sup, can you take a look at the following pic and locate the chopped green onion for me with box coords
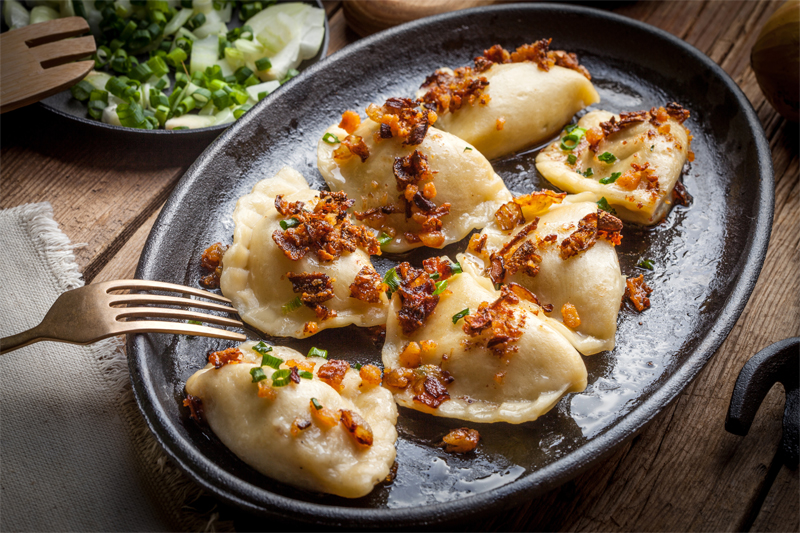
[234,66,254,83]
[88,99,107,120]
[129,62,153,82]
[638,259,655,270]
[240,1,263,20]
[383,268,400,297]
[254,56,272,71]
[280,217,300,230]
[261,353,284,370]
[433,280,448,296]
[89,90,108,104]
[354,363,362,370]
[233,104,252,119]
[192,88,212,104]
[117,102,147,128]
[308,347,328,359]
[322,133,340,144]
[166,47,187,67]
[252,341,273,356]
[154,105,169,126]
[311,397,323,410]
[147,56,169,78]
[154,78,168,91]
[377,232,391,247]
[271,368,292,387]
[598,151,617,164]
[567,154,577,165]
[69,81,95,101]
[298,370,314,380]
[211,89,230,109]
[650,145,655,151]
[450,262,463,275]
[250,367,267,383]
[565,123,579,133]
[560,127,586,151]
[282,297,302,314]
[280,69,299,84]
[186,12,206,30]
[597,197,617,214]
[582,168,594,178]
[600,172,621,185]
[429,272,440,280]
[452,308,470,324]
[464,146,472,152]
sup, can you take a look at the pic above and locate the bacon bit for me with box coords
[589,103,690,152]
[625,274,653,311]
[505,240,541,278]
[353,203,402,225]
[513,190,566,215]
[541,303,554,313]
[507,282,540,305]
[658,123,671,135]
[366,97,437,146]
[310,401,338,428]
[663,102,690,124]
[585,127,604,152]
[338,110,361,134]
[286,359,316,373]
[496,117,506,130]
[672,181,693,206]
[422,182,437,199]
[561,302,581,328]
[340,409,374,447]
[289,366,301,384]
[392,151,450,245]
[474,39,591,80]
[560,212,599,260]
[395,262,440,335]
[618,162,658,192]
[333,134,370,162]
[411,365,453,408]
[469,233,488,254]
[287,272,337,320]
[418,67,490,114]
[399,342,422,368]
[208,347,243,369]
[422,257,457,280]
[183,394,204,422]
[489,219,540,284]
[442,428,480,453]
[494,200,525,231]
[349,266,385,303]
[384,367,415,389]
[394,150,432,192]
[687,150,695,162]
[199,242,229,289]
[463,286,525,356]
[599,110,648,138]
[303,322,318,335]
[317,359,349,392]
[290,416,312,436]
[616,169,641,190]
[359,364,382,386]
[273,190,381,262]
[420,340,438,356]
[257,381,277,399]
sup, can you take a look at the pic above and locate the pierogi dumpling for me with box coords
[417,40,600,160]
[381,258,587,424]
[220,167,388,338]
[185,342,398,498]
[535,104,692,225]
[316,98,512,253]
[470,193,627,355]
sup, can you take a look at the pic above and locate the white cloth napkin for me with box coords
[0,203,230,532]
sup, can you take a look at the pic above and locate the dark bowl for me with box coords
[130,3,773,528]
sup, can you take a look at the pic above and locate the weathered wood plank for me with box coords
[751,463,800,532]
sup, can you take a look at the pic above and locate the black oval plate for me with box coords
[130,3,773,528]
[36,0,328,143]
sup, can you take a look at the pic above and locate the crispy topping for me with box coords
[183,394,204,422]
[560,210,623,260]
[286,359,316,373]
[616,162,658,191]
[589,103,690,152]
[317,359,349,392]
[257,381,277,399]
[338,110,361,134]
[513,190,566,214]
[672,181,693,206]
[199,242,229,289]
[626,274,653,311]
[289,366,301,384]
[349,266,385,303]
[561,302,581,328]
[353,203,402,224]
[384,367,415,389]
[496,117,506,130]
[333,134,370,162]
[411,365,453,408]
[422,257,458,280]
[494,200,525,231]
[290,416,312,437]
[309,400,338,428]
[418,67,490,114]
[505,240,542,278]
[441,428,480,453]
[399,342,422,368]
[463,285,526,357]
[303,321,318,335]
[359,364,382,386]
[599,110,649,138]
[395,262,440,335]
[474,39,591,79]
[208,347,243,369]
[391,151,450,246]
[469,233,488,254]
[287,272,337,321]
[488,219,540,285]
[365,97,437,146]
[272,190,380,262]
[339,409,374,447]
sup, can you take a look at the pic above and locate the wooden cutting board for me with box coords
[343,0,502,37]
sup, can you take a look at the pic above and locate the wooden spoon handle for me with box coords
[343,0,501,37]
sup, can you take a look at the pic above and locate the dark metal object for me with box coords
[129,3,774,528]
[726,338,799,468]
[35,0,328,142]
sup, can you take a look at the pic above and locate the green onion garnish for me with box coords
[282,297,303,314]
[298,370,314,380]
[257,91,268,101]
[377,232,392,247]
[308,347,328,359]
[250,367,267,383]
[261,353,284,370]
[354,363,362,370]
[433,280,448,296]
[429,272,440,280]
[638,259,655,270]
[252,341,273,356]
[69,81,94,102]
[450,262,463,275]
[565,123,579,133]
[383,268,401,297]
[598,152,617,163]
[255,57,272,71]
[597,197,617,214]
[583,168,594,177]
[311,397,323,410]
[452,308,470,324]
[600,172,621,185]
[650,145,655,151]
[567,154,577,165]
[280,69,299,84]
[464,147,473,151]
[322,133,341,144]
[280,217,300,230]
[271,369,292,387]
[560,127,586,151]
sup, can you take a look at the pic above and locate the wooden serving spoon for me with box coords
[0,16,96,114]
[343,0,502,37]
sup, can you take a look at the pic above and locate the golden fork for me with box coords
[0,16,96,114]
[0,280,247,355]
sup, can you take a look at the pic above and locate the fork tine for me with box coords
[115,321,247,342]
[14,17,91,47]
[115,307,243,328]
[109,293,239,314]
[31,36,96,69]
[101,279,233,304]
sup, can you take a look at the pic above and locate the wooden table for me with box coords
[1,1,797,530]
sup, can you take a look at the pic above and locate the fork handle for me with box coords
[0,324,46,355]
